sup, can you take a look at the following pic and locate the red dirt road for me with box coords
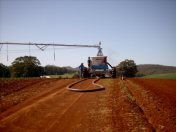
[0,78,175,132]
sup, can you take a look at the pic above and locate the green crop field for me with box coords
[48,74,74,78]
[140,73,176,79]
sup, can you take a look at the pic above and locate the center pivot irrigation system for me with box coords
[0,42,116,78]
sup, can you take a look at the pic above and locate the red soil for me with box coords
[125,78,176,132]
[0,78,175,131]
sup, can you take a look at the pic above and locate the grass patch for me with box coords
[48,74,74,78]
[119,79,136,103]
[140,73,176,79]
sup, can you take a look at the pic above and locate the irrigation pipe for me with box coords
[66,78,105,92]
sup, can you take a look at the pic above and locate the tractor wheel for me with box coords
[87,68,91,78]
[102,74,105,78]
[83,67,88,78]
[111,67,116,78]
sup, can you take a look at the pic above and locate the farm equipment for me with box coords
[0,42,116,78]
[83,46,116,78]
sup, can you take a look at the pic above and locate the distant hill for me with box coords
[136,64,176,77]
[64,66,79,71]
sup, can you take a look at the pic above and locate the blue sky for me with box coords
[0,0,176,67]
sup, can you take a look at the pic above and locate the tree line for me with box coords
[2,55,173,78]
[43,65,76,75]
[1,56,139,78]
[0,56,76,78]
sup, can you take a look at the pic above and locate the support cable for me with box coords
[0,44,3,51]
[7,44,8,62]
[53,44,55,61]
[35,44,43,51]
[29,42,31,56]
[35,44,50,51]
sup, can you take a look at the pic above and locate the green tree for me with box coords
[43,65,70,75]
[11,56,42,77]
[117,59,138,77]
[0,63,10,78]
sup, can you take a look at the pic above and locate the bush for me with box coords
[117,59,138,77]
[0,63,10,78]
[72,74,80,78]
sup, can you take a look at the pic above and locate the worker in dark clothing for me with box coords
[79,63,84,78]
[88,57,91,69]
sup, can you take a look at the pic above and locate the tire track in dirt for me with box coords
[0,79,59,113]
[46,79,101,132]
[84,78,155,131]
[0,79,79,131]
[0,79,79,120]
[0,79,100,132]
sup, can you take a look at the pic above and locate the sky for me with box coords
[0,0,176,68]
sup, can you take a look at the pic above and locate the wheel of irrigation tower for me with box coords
[83,67,88,78]
[111,67,116,78]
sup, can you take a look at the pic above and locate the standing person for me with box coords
[88,57,91,69]
[79,63,84,78]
